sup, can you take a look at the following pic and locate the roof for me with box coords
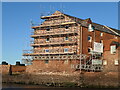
[62,12,120,36]
[104,39,119,51]
[110,41,119,46]
[40,11,120,36]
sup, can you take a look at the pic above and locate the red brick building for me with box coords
[23,11,120,73]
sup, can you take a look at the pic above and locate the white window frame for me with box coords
[45,49,49,53]
[65,36,69,41]
[88,24,94,32]
[46,38,50,42]
[88,36,92,42]
[114,59,119,65]
[64,60,68,64]
[65,26,69,30]
[103,60,107,65]
[100,33,103,36]
[64,48,69,53]
[46,27,50,31]
[88,47,92,53]
[100,40,103,43]
[110,45,116,54]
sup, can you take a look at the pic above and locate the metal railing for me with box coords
[75,64,103,71]
[23,47,77,54]
[31,29,78,36]
[22,54,87,60]
[42,20,75,26]
[31,38,77,45]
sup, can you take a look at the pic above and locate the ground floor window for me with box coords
[45,60,49,64]
[64,60,68,64]
[114,60,119,65]
[110,45,116,54]
[103,60,107,65]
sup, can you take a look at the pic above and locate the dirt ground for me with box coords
[2,71,119,88]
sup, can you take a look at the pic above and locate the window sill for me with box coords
[111,53,116,55]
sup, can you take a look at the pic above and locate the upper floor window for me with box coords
[65,26,69,29]
[46,27,50,31]
[64,48,68,53]
[46,38,50,42]
[88,24,94,32]
[88,48,92,53]
[45,49,49,53]
[88,36,92,42]
[100,40,103,43]
[65,36,69,41]
[110,45,116,54]
[100,33,103,36]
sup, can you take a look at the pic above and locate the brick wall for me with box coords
[82,26,116,55]
[26,11,120,74]
[0,65,10,74]
[103,50,119,72]
[0,65,26,74]
[11,65,26,72]
[26,60,80,74]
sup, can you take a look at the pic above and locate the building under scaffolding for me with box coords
[22,11,120,73]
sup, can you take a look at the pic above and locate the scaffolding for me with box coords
[74,52,103,71]
[22,11,103,71]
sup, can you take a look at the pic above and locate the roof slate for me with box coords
[63,12,120,36]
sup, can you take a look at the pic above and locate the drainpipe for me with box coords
[9,64,12,75]
[80,26,82,73]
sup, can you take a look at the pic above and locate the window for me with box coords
[110,45,116,54]
[88,48,92,53]
[100,33,103,36]
[100,40,103,43]
[46,38,50,42]
[65,26,69,29]
[64,48,68,52]
[65,36,68,41]
[46,27,50,31]
[45,49,49,53]
[88,24,94,32]
[45,60,49,64]
[103,60,107,65]
[71,64,74,69]
[64,60,68,64]
[88,48,91,52]
[115,36,117,39]
[88,36,92,42]
[114,60,119,65]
